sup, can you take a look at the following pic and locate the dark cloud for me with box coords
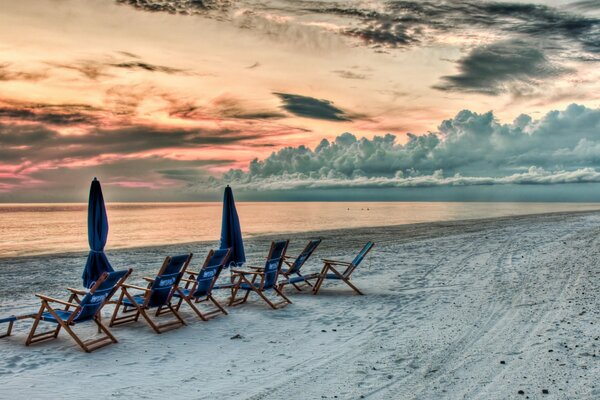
[109,61,184,74]
[46,61,110,80]
[312,1,600,54]
[0,120,261,165]
[48,57,186,80]
[332,70,367,80]
[219,104,600,189]
[0,104,99,126]
[167,95,286,120]
[273,92,351,121]
[434,40,571,95]
[115,1,600,56]
[0,63,46,82]
[569,1,600,11]
[116,51,142,59]
[116,0,232,14]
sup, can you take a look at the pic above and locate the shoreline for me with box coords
[2,208,600,262]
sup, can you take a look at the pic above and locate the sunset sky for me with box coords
[1,0,599,201]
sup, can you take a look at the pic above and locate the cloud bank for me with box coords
[217,103,600,190]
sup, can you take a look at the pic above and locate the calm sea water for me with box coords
[0,202,599,258]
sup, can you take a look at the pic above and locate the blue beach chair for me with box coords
[173,248,231,320]
[229,240,291,309]
[109,254,192,333]
[25,269,132,352]
[313,242,375,295]
[278,239,322,292]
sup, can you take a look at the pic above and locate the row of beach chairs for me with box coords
[1,240,375,352]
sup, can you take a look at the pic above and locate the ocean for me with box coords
[1,202,599,258]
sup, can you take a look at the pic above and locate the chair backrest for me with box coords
[262,240,289,289]
[73,269,132,322]
[344,242,375,276]
[146,254,192,308]
[287,239,322,274]
[192,248,231,298]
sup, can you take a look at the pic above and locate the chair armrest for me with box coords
[180,278,197,284]
[321,259,352,266]
[67,287,88,295]
[231,269,264,276]
[35,294,79,308]
[248,266,264,271]
[122,283,151,291]
[143,277,155,283]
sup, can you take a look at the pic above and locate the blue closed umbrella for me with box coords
[220,185,245,267]
[82,178,114,288]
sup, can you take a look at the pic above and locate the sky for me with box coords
[0,0,599,202]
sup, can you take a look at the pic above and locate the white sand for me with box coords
[0,211,599,399]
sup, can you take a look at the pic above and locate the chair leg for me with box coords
[182,296,209,321]
[26,304,50,346]
[1,321,14,338]
[254,289,279,310]
[228,286,240,306]
[60,322,89,352]
[343,278,364,295]
[274,287,293,305]
[110,290,142,326]
[209,295,228,315]
[291,282,303,292]
[168,304,187,326]
[313,276,324,295]
[94,317,118,343]
[138,309,162,334]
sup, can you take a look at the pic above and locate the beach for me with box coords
[1,210,599,399]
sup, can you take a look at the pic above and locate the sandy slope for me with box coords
[0,211,599,399]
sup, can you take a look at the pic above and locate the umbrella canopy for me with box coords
[82,178,114,288]
[219,185,245,267]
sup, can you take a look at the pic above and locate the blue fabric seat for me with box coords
[121,294,146,307]
[325,273,345,280]
[287,274,319,284]
[40,310,74,323]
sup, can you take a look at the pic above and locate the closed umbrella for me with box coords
[219,185,245,267]
[82,177,114,288]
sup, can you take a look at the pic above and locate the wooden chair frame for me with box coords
[25,269,132,353]
[109,254,192,334]
[278,239,322,292]
[0,318,15,339]
[229,240,292,309]
[313,242,375,295]
[173,248,231,321]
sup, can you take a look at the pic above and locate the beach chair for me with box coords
[109,254,192,333]
[25,269,132,352]
[172,248,231,320]
[313,242,375,295]
[278,239,322,292]
[229,240,291,309]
